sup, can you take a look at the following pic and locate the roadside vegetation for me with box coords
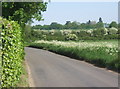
[16,61,29,87]
[1,17,24,87]
[29,40,119,72]
[1,1,119,88]
[27,20,119,72]
[1,2,47,88]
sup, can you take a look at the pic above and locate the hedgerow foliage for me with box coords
[65,34,78,41]
[1,17,24,87]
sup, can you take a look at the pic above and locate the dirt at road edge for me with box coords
[25,60,35,87]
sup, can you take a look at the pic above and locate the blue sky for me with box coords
[32,2,118,26]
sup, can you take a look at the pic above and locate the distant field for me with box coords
[29,40,119,71]
[31,28,118,41]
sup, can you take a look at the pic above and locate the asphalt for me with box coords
[25,47,118,87]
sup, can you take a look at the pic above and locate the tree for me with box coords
[87,20,91,24]
[42,25,50,30]
[109,21,118,28]
[80,23,86,29]
[70,21,79,29]
[96,22,104,28]
[2,2,47,25]
[32,25,43,29]
[96,17,104,28]
[2,2,48,42]
[24,24,33,42]
[99,17,103,23]
[65,21,71,25]
[64,21,72,29]
[50,22,63,29]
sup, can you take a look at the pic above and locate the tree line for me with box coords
[32,17,118,30]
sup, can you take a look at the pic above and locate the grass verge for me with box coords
[29,42,119,73]
[16,60,29,87]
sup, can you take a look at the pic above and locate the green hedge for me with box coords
[1,17,24,87]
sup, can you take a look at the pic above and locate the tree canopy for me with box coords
[109,21,118,28]
[2,2,47,24]
[32,17,109,30]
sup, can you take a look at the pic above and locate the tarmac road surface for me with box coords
[25,47,118,87]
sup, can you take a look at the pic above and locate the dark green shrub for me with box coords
[1,17,24,87]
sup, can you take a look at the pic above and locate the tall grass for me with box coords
[29,40,119,72]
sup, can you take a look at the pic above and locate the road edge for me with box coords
[25,59,35,87]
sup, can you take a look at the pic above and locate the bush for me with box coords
[79,30,88,37]
[108,27,118,34]
[49,30,55,35]
[42,35,47,40]
[65,34,78,41]
[86,29,93,36]
[61,30,72,35]
[1,17,24,87]
[93,28,108,36]
[30,28,118,41]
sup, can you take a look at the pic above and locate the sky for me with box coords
[32,1,118,26]
[44,0,119,2]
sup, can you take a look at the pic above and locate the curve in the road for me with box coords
[25,47,118,87]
